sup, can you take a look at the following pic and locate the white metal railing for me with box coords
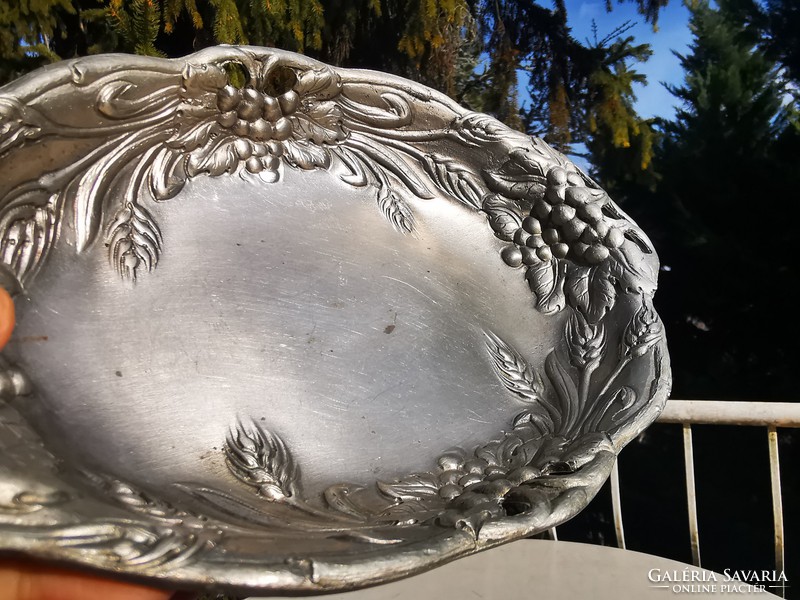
[603,400,800,598]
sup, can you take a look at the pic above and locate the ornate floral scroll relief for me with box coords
[0,47,669,586]
[199,293,665,539]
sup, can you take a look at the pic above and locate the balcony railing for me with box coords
[592,400,800,598]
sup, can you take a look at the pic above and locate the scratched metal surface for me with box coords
[0,47,670,594]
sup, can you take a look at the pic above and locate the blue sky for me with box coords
[563,0,693,120]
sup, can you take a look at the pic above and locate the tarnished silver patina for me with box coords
[0,47,670,594]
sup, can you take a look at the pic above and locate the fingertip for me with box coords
[0,561,173,600]
[0,286,14,350]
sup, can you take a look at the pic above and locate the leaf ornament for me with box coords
[225,419,299,502]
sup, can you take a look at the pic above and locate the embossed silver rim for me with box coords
[0,47,670,593]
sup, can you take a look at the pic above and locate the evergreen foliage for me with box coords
[576,27,657,185]
[0,0,79,81]
[481,1,656,168]
[615,0,799,399]
[723,0,800,91]
[0,0,661,167]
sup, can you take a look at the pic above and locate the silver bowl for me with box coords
[0,46,670,594]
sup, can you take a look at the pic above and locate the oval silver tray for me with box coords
[0,47,670,594]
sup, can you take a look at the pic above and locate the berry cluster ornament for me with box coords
[214,84,298,174]
[501,166,625,269]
